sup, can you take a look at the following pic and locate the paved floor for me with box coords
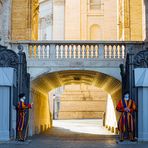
[0,119,148,148]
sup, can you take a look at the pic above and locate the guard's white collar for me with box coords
[20,98,24,102]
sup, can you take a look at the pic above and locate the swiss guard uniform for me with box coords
[17,93,32,141]
[116,92,137,141]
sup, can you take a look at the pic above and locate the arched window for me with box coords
[90,24,102,40]
[90,0,101,9]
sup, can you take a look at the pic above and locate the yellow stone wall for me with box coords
[11,0,39,40]
[65,0,117,40]
[65,0,81,40]
[11,0,144,41]
[30,89,51,134]
[118,0,143,41]
[58,85,107,119]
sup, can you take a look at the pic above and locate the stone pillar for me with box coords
[0,0,12,46]
[134,68,148,141]
[143,0,148,41]
[53,0,65,40]
[118,0,143,41]
[11,0,39,40]
[0,68,16,141]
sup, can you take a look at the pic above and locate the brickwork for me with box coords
[58,85,107,119]
[118,0,143,41]
[11,0,39,40]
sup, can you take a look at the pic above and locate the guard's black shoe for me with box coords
[119,139,124,142]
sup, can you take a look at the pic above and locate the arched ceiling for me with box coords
[31,70,121,98]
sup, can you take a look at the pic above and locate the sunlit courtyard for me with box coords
[53,119,115,135]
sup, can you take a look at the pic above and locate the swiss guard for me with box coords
[116,92,137,142]
[17,93,33,141]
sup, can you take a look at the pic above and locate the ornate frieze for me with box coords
[0,46,18,69]
[134,50,148,68]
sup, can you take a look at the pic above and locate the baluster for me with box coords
[83,45,86,58]
[73,45,76,58]
[108,45,111,58]
[106,45,110,58]
[122,45,125,59]
[57,45,60,59]
[46,45,50,59]
[77,45,80,59]
[62,45,65,58]
[60,45,62,59]
[88,45,91,59]
[36,45,39,58]
[82,45,85,58]
[115,45,119,59]
[80,45,83,59]
[37,45,40,59]
[33,45,35,58]
[113,45,116,59]
[69,45,72,58]
[117,45,121,58]
[39,45,42,59]
[60,45,63,59]
[91,45,93,58]
[119,45,122,58]
[71,44,74,58]
[42,45,45,59]
[56,45,59,59]
[95,45,98,58]
[44,45,48,59]
[86,45,89,58]
[75,45,78,58]
[93,45,96,58]
[65,45,68,58]
[66,45,69,58]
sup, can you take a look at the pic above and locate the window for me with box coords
[90,0,101,10]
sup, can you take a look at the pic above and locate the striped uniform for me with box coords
[17,101,31,131]
[116,99,137,133]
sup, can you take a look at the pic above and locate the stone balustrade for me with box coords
[10,40,145,81]
[11,40,143,61]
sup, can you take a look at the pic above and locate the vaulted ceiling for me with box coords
[31,70,121,99]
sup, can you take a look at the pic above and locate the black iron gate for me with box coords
[120,43,148,138]
[0,44,30,139]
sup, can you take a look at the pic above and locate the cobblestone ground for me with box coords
[0,119,148,148]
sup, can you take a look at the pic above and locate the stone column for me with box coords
[53,0,65,40]
[143,0,148,41]
[0,0,12,46]
[134,68,148,141]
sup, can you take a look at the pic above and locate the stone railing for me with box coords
[11,40,144,60]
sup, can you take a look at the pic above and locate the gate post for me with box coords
[134,68,148,141]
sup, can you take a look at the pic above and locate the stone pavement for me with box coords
[0,119,148,148]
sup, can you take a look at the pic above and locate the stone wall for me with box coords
[11,0,39,40]
[58,85,107,119]
[118,0,143,41]
[0,0,12,45]
[29,89,51,135]
[64,0,117,40]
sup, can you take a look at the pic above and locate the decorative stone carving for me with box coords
[0,45,18,69]
[134,50,148,68]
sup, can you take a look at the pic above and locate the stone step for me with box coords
[58,111,104,119]
[60,96,107,101]
[59,101,106,112]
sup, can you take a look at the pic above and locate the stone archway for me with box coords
[29,70,121,136]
